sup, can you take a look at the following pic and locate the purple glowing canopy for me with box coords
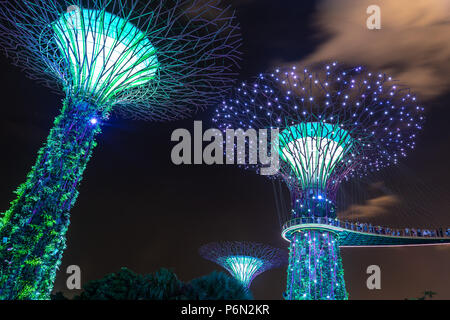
[213,63,425,200]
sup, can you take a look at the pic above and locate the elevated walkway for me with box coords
[281,217,450,247]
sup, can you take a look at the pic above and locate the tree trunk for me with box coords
[0,97,106,300]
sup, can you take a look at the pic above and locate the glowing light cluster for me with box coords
[214,63,425,202]
[199,241,288,289]
[279,122,353,190]
[0,0,241,119]
[285,230,347,300]
[225,256,264,288]
[53,8,159,103]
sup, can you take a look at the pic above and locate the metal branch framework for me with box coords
[214,63,425,300]
[0,0,242,120]
[0,0,241,300]
[199,241,288,288]
[214,63,424,217]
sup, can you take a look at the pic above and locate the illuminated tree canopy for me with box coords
[279,122,353,191]
[51,8,160,104]
[199,241,288,289]
[214,63,424,215]
[0,0,242,120]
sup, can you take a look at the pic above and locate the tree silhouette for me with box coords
[52,268,252,300]
[189,271,253,300]
[405,290,437,300]
[75,268,154,300]
[421,291,437,300]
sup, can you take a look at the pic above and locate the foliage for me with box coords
[405,290,437,300]
[75,268,153,300]
[50,291,69,300]
[54,268,252,300]
[0,99,104,300]
[188,271,253,300]
[285,230,348,300]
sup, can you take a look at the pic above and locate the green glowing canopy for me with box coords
[225,255,264,288]
[279,122,353,189]
[52,8,159,104]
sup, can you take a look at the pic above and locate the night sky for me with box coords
[1,0,450,300]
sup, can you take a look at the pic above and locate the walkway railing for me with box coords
[282,217,450,238]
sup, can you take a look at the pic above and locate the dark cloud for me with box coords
[339,195,401,220]
[297,0,450,100]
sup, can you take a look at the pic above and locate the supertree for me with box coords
[0,0,241,299]
[213,63,427,300]
[199,241,288,289]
